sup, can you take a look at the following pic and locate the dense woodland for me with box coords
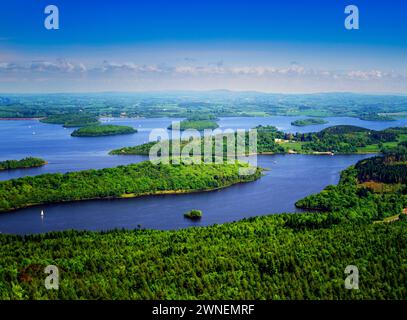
[0,157,46,171]
[71,125,137,137]
[0,161,260,212]
[355,147,407,184]
[0,213,405,300]
[296,145,407,222]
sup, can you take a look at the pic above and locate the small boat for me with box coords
[40,210,44,217]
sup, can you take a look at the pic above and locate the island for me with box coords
[168,119,219,131]
[110,125,407,156]
[291,118,328,127]
[184,209,202,220]
[0,157,46,171]
[71,125,137,137]
[1,148,406,300]
[41,114,100,127]
[0,161,261,212]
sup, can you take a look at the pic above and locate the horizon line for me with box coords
[1,90,407,96]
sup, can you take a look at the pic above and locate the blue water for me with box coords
[0,115,404,234]
[0,154,370,235]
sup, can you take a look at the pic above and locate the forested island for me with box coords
[184,209,202,220]
[71,125,137,137]
[110,125,407,156]
[0,157,46,171]
[291,118,328,126]
[168,119,219,131]
[0,148,406,299]
[40,114,100,127]
[0,161,261,213]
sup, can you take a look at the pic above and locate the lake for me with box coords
[0,115,405,234]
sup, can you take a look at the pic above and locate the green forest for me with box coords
[0,213,405,300]
[0,157,46,171]
[71,125,137,137]
[296,145,407,222]
[0,161,261,212]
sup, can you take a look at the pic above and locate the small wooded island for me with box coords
[184,209,203,220]
[41,114,100,127]
[0,157,46,171]
[0,161,261,212]
[71,125,137,137]
[168,120,219,131]
[291,118,328,127]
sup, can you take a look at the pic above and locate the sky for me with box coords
[0,0,406,93]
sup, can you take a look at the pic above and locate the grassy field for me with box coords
[356,134,407,153]
[279,141,304,153]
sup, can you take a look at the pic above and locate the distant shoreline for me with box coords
[0,118,42,121]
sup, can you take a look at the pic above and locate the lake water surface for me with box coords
[0,116,405,234]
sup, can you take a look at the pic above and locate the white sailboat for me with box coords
[40,210,44,217]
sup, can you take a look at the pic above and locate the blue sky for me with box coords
[1,0,406,93]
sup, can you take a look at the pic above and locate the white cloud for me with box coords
[1,58,404,81]
[0,58,406,93]
[345,70,400,80]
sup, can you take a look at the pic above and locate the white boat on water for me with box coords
[40,210,44,217]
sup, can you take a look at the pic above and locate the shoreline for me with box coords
[110,150,379,156]
[0,117,43,121]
